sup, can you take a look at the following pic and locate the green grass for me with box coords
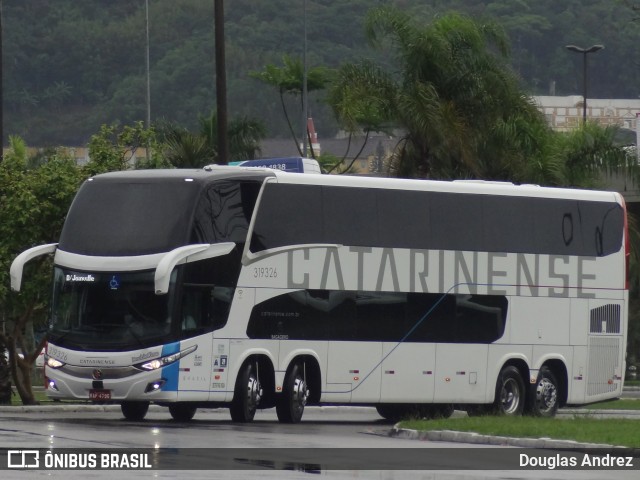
[401,416,640,448]
[577,399,640,410]
[7,389,86,405]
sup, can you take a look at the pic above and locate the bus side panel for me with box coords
[568,345,588,403]
[277,340,327,392]
[432,344,488,403]
[213,288,260,402]
[380,343,435,403]
[174,335,214,401]
[583,298,625,402]
[208,338,230,402]
[569,298,590,349]
[509,297,571,345]
[325,342,382,403]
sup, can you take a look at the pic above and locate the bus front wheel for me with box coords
[528,367,559,417]
[493,366,525,415]
[230,362,262,422]
[169,403,197,422]
[121,401,149,421]
[276,362,308,423]
[376,405,404,422]
[429,403,454,419]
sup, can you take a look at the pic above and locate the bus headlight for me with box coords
[46,356,65,369]
[136,345,197,371]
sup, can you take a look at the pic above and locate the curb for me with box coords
[388,425,629,450]
[0,404,165,414]
[562,408,640,416]
[0,404,376,414]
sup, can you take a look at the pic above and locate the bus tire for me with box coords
[465,404,490,417]
[493,366,525,415]
[528,366,559,417]
[376,405,403,422]
[430,403,454,419]
[121,401,149,421]
[169,403,197,422]
[276,362,308,423]
[230,362,261,423]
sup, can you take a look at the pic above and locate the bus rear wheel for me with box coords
[276,362,308,423]
[230,362,262,422]
[376,405,404,422]
[429,403,454,419]
[121,401,149,421]
[169,403,197,422]
[493,366,525,415]
[528,367,559,417]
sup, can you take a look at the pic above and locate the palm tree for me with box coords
[251,55,331,157]
[160,126,213,169]
[328,6,549,180]
[158,113,266,168]
[200,112,266,162]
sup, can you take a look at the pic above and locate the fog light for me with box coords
[47,379,59,391]
[145,379,166,393]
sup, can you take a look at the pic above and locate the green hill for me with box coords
[2,0,639,145]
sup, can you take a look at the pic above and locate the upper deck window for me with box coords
[59,177,263,257]
[59,179,200,256]
[250,183,624,257]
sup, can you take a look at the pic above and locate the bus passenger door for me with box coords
[178,284,234,401]
[174,335,213,401]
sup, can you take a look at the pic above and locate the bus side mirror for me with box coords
[154,242,235,295]
[10,243,58,292]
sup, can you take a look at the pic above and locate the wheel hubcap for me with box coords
[247,376,261,409]
[292,376,308,411]
[500,378,520,414]
[536,378,557,411]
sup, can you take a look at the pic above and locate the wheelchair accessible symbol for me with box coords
[109,275,120,290]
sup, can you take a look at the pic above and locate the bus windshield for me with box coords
[49,267,175,351]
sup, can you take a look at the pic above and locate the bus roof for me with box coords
[88,167,621,204]
[229,157,321,174]
[88,167,275,184]
[269,170,621,203]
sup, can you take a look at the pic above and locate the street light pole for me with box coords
[301,0,308,157]
[214,0,228,165]
[145,0,151,130]
[144,0,151,162]
[565,44,604,123]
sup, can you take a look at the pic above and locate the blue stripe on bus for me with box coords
[161,342,180,392]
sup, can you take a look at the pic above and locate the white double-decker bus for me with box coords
[11,166,629,423]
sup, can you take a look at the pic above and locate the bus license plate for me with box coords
[89,389,111,401]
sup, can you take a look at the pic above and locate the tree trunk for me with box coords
[13,352,38,405]
[0,303,44,405]
[0,336,12,404]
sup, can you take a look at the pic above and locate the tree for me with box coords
[200,111,266,162]
[158,112,266,167]
[85,121,163,175]
[251,55,331,157]
[0,137,83,404]
[328,6,550,180]
[159,126,213,168]
[325,61,395,173]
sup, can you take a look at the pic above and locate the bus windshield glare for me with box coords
[50,267,175,350]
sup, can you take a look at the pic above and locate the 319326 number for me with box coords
[254,267,277,278]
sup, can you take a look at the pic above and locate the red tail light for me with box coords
[621,195,630,290]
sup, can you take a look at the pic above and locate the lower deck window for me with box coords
[247,290,507,343]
